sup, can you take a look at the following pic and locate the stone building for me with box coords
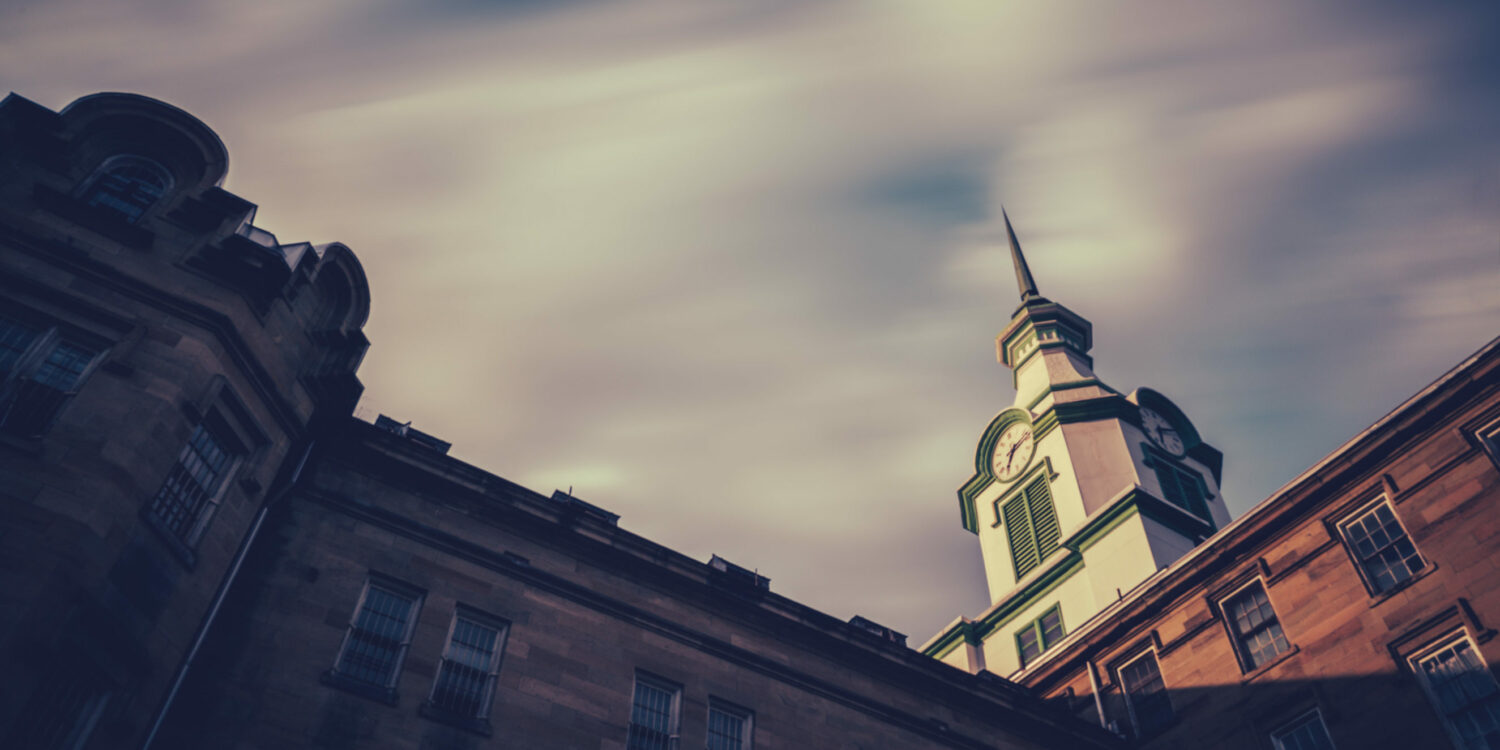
[0,90,1496,750]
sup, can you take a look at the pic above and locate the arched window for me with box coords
[80,155,174,223]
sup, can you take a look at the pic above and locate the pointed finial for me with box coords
[1003,208,1039,301]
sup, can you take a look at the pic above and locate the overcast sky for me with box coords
[5,0,1497,641]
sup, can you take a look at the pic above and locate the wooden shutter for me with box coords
[1003,492,1038,579]
[1027,478,1061,562]
[1005,476,1059,580]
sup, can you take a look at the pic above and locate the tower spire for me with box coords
[1003,208,1039,301]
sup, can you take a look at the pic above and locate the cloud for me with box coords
[4,0,1497,639]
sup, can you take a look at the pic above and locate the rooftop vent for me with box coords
[708,555,770,592]
[548,490,621,526]
[847,615,908,647]
[373,414,452,454]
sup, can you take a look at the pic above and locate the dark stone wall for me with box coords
[162,422,1120,750]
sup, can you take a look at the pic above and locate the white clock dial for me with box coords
[992,422,1036,482]
[1140,407,1186,456]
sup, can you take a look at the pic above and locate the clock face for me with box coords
[1140,407,1186,456]
[992,422,1036,482]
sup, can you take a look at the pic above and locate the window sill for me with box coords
[320,671,399,706]
[1367,563,1438,608]
[139,509,198,570]
[1240,645,1300,684]
[418,702,493,736]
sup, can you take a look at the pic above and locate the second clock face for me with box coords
[1140,407,1186,456]
[992,422,1036,482]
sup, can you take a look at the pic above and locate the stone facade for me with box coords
[0,92,368,749]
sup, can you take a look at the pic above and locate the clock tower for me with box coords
[922,213,1231,676]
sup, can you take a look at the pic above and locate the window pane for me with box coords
[707,705,749,750]
[83,156,173,223]
[1343,504,1422,593]
[1039,609,1065,648]
[1272,712,1336,750]
[1017,626,1042,667]
[430,616,502,718]
[1420,641,1500,749]
[0,317,38,375]
[148,423,236,543]
[627,679,678,750]
[337,585,417,688]
[1121,653,1173,737]
[1225,584,1290,670]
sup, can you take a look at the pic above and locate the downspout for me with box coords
[139,439,316,750]
[1086,658,1109,729]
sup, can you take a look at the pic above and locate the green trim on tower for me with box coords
[931,486,1218,656]
[957,407,1034,533]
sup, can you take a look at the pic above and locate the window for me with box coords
[331,579,423,693]
[1016,605,1065,668]
[1001,475,1061,581]
[9,664,112,750]
[1222,581,1291,670]
[1413,637,1500,749]
[80,154,173,223]
[1153,461,1210,519]
[428,609,506,720]
[0,316,101,438]
[626,674,680,750]
[706,700,753,750]
[1272,709,1337,750]
[1339,500,1424,594]
[1119,651,1173,738]
[146,419,242,547]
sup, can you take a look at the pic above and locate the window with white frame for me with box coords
[332,579,423,691]
[1119,650,1174,738]
[1221,581,1291,671]
[625,674,680,750]
[1339,500,1424,594]
[79,154,174,223]
[706,699,753,750]
[0,315,102,438]
[428,609,507,719]
[1272,709,1337,750]
[146,418,243,547]
[1413,636,1500,750]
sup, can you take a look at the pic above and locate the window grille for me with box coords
[1016,605,1065,668]
[81,154,173,223]
[334,581,422,689]
[1340,502,1424,594]
[147,422,238,546]
[1153,462,1209,519]
[0,317,100,438]
[1120,651,1173,738]
[1223,582,1290,670]
[706,701,752,750]
[1001,475,1060,581]
[626,675,680,750]
[1415,639,1500,750]
[428,611,505,719]
[1271,709,1337,750]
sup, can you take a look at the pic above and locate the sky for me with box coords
[4,0,1497,641]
